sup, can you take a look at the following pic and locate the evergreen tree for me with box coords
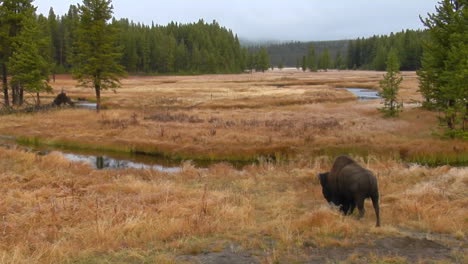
[335,51,345,70]
[379,49,403,117]
[8,15,52,106]
[47,7,59,80]
[246,51,255,73]
[318,48,331,71]
[60,5,80,71]
[346,40,355,69]
[72,0,126,112]
[301,56,307,72]
[0,0,36,106]
[418,0,467,132]
[255,47,270,72]
[372,44,387,71]
[307,44,317,71]
[278,61,284,70]
[0,2,8,106]
[175,39,188,72]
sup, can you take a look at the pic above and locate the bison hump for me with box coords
[330,155,356,177]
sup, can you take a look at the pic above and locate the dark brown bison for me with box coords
[318,155,380,227]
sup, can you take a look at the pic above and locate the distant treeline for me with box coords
[13,4,427,75]
[251,30,426,71]
[248,40,348,68]
[346,30,426,71]
[47,6,246,74]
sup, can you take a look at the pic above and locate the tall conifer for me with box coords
[72,0,126,112]
[307,44,317,71]
[418,0,467,132]
[379,49,403,117]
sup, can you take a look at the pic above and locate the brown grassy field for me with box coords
[1,70,466,164]
[0,70,467,263]
[0,148,466,263]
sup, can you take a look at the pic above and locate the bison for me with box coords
[318,155,380,227]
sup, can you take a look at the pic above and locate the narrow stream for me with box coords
[75,102,97,110]
[1,137,252,173]
[59,152,182,172]
[0,140,185,172]
[340,88,381,101]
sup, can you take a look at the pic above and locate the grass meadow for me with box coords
[0,70,466,263]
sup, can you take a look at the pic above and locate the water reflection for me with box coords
[341,88,381,101]
[75,102,97,110]
[60,152,182,173]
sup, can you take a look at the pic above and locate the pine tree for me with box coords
[256,47,270,72]
[318,48,331,71]
[175,40,188,72]
[48,7,59,81]
[0,2,8,106]
[278,61,284,70]
[346,40,355,69]
[307,44,317,71]
[301,56,307,72]
[335,51,345,70]
[8,15,52,106]
[0,0,36,106]
[372,44,388,71]
[379,49,403,117]
[246,51,255,73]
[418,0,467,132]
[72,0,126,112]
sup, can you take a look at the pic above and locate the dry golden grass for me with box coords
[0,70,466,163]
[0,70,467,263]
[0,148,466,263]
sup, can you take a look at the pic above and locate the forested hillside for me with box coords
[46,7,246,74]
[248,40,348,68]
[252,30,426,71]
[346,30,426,71]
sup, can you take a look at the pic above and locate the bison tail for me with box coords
[371,192,380,227]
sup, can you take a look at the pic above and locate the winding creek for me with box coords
[0,135,190,172]
[3,90,464,171]
[0,135,255,172]
[60,152,182,172]
[340,88,382,101]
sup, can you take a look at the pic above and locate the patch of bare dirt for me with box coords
[177,244,260,264]
[303,236,464,263]
[176,236,465,264]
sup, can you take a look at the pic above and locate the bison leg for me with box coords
[340,203,350,215]
[356,196,366,219]
[348,201,356,215]
[371,193,381,227]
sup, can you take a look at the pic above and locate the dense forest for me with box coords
[346,30,426,71]
[45,5,428,74]
[248,40,348,68]
[252,30,426,71]
[47,7,246,75]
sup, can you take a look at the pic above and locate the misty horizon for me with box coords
[34,0,438,42]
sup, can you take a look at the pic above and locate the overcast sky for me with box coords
[34,0,439,42]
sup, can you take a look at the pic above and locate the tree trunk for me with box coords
[464,103,468,131]
[11,82,18,105]
[447,99,456,130]
[19,86,24,106]
[95,84,101,113]
[36,92,40,106]
[1,63,9,107]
